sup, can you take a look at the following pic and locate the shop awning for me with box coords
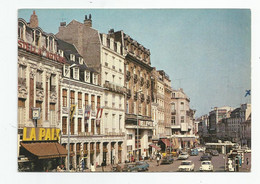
[21,142,68,159]
[149,144,161,151]
[161,139,172,147]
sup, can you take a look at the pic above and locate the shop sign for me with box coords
[18,40,65,64]
[22,127,60,141]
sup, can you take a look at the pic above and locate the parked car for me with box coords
[161,156,174,164]
[134,161,149,172]
[211,150,219,156]
[199,161,214,172]
[122,164,138,172]
[190,148,199,156]
[200,153,212,161]
[178,161,195,172]
[178,152,189,160]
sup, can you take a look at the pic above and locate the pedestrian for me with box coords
[246,158,249,165]
[156,156,160,166]
[90,163,95,172]
[101,160,105,172]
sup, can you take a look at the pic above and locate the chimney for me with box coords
[84,14,92,27]
[59,22,66,32]
[60,22,66,26]
[29,10,39,28]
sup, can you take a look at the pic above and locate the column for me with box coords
[94,142,97,166]
[107,142,111,165]
[87,142,90,169]
[100,142,103,165]
[115,142,118,164]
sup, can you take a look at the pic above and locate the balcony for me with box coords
[146,80,150,88]
[36,81,43,89]
[146,95,150,104]
[103,81,124,94]
[126,71,131,81]
[171,110,176,115]
[140,77,144,86]
[18,77,28,99]
[140,93,145,103]
[134,74,138,83]
[134,92,138,101]
[127,89,131,98]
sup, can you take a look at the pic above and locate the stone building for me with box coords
[18,12,67,171]
[56,15,126,165]
[108,30,154,160]
[171,88,197,148]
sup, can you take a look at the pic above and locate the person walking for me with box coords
[156,156,160,166]
[90,163,95,172]
[101,160,106,172]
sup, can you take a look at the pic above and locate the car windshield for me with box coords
[202,162,211,165]
[181,162,191,165]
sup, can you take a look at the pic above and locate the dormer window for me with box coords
[70,54,75,61]
[78,57,83,65]
[18,22,24,40]
[85,71,90,82]
[93,74,97,85]
[58,50,64,57]
[64,65,70,77]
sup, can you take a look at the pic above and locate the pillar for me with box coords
[107,142,111,165]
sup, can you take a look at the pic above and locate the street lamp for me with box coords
[65,63,77,171]
[136,89,142,161]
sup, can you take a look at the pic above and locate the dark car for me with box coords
[200,153,212,161]
[134,161,149,172]
[210,150,219,156]
[161,156,174,164]
[122,164,138,172]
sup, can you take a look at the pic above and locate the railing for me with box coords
[126,71,131,81]
[18,77,26,86]
[103,81,124,94]
[36,82,43,89]
[134,74,138,83]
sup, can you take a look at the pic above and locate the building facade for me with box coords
[56,15,126,166]
[18,12,67,171]
[170,88,197,148]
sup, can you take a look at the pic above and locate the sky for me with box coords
[18,9,251,117]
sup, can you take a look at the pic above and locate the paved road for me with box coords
[148,152,226,172]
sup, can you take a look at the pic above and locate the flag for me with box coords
[96,107,103,119]
[70,104,76,122]
[84,105,91,120]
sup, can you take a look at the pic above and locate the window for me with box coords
[85,72,90,82]
[181,116,184,123]
[97,96,101,109]
[181,102,184,110]
[91,95,95,110]
[70,91,75,105]
[93,74,97,85]
[171,116,176,125]
[78,92,82,109]
[71,118,75,135]
[85,93,89,106]
[50,74,56,92]
[74,68,79,80]
[18,22,24,39]
[70,54,75,61]
[127,145,132,151]
[62,117,67,134]
[127,134,133,140]
[78,118,82,134]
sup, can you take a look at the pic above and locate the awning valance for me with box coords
[149,144,161,151]
[161,139,172,147]
[21,142,68,159]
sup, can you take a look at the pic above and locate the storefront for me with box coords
[18,127,67,172]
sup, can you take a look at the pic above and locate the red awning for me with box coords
[149,144,161,151]
[161,139,173,147]
[21,142,68,159]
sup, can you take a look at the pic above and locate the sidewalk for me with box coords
[239,153,251,172]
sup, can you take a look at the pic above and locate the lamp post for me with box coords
[136,90,142,161]
[66,64,77,171]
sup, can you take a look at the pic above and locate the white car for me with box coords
[178,152,189,160]
[197,147,206,152]
[178,161,195,172]
[199,161,214,172]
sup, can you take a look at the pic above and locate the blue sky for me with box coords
[19,9,251,117]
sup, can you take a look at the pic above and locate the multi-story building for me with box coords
[208,106,233,141]
[56,15,126,165]
[240,113,251,148]
[57,39,106,169]
[197,115,210,143]
[108,30,153,160]
[170,88,197,148]
[226,104,251,143]
[18,12,68,171]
